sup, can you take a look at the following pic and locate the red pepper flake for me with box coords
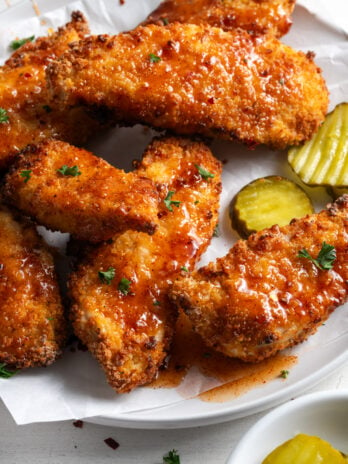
[73,420,84,428]
[208,97,215,104]
[24,72,32,78]
[104,437,120,450]
[119,0,125,4]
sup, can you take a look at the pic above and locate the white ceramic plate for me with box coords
[227,391,348,463]
[0,0,347,429]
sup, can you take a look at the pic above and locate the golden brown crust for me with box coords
[170,195,348,362]
[0,12,105,171]
[47,23,328,150]
[3,140,160,242]
[0,204,66,368]
[69,136,222,393]
[144,0,296,38]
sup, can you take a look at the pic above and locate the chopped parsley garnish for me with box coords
[279,78,285,85]
[153,300,161,306]
[57,165,81,177]
[42,105,52,113]
[0,363,18,379]
[0,108,9,123]
[98,267,115,285]
[10,35,35,50]
[298,242,336,271]
[181,266,188,272]
[20,170,32,183]
[213,224,220,237]
[163,449,181,464]
[280,369,289,379]
[47,317,55,321]
[164,191,181,212]
[194,200,200,205]
[118,277,131,295]
[149,53,161,63]
[161,17,169,25]
[195,164,215,180]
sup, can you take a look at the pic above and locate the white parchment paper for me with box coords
[0,0,347,425]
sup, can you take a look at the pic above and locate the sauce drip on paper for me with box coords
[149,312,297,402]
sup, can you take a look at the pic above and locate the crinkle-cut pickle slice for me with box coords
[288,102,348,186]
[262,434,348,464]
[230,176,314,238]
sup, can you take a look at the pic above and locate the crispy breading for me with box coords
[0,204,66,368]
[0,12,105,171]
[47,23,328,150]
[69,137,222,393]
[3,140,160,242]
[144,0,296,38]
[170,196,348,363]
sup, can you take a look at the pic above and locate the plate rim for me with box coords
[1,0,348,430]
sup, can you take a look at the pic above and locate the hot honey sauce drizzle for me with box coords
[150,311,297,402]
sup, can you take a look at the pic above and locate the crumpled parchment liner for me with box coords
[0,0,347,424]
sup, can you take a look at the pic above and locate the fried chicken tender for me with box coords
[3,140,160,242]
[69,137,222,393]
[47,23,328,150]
[0,11,104,171]
[170,196,348,363]
[0,204,66,368]
[144,0,295,38]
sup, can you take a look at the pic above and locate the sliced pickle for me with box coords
[288,102,348,186]
[328,186,348,200]
[230,176,314,238]
[262,434,347,464]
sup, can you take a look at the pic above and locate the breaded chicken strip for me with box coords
[144,0,295,38]
[47,23,328,150]
[3,140,159,242]
[69,137,222,393]
[0,12,104,171]
[170,196,348,363]
[0,205,66,368]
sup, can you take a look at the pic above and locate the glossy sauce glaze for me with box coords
[69,137,222,393]
[150,312,297,402]
[48,22,328,149]
[144,0,295,38]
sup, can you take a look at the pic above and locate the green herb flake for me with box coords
[47,317,55,321]
[163,449,181,464]
[280,369,289,379]
[213,224,220,237]
[153,300,161,306]
[118,277,131,295]
[164,191,181,212]
[149,53,161,63]
[195,164,215,180]
[0,108,9,123]
[161,17,169,25]
[298,242,336,271]
[10,35,35,50]
[57,165,81,177]
[181,266,188,272]
[20,170,32,183]
[0,363,18,379]
[98,267,116,285]
[194,200,200,205]
[279,78,285,85]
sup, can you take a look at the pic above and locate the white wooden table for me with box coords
[1,363,347,463]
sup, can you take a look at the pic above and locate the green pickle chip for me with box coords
[262,434,348,464]
[288,102,348,186]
